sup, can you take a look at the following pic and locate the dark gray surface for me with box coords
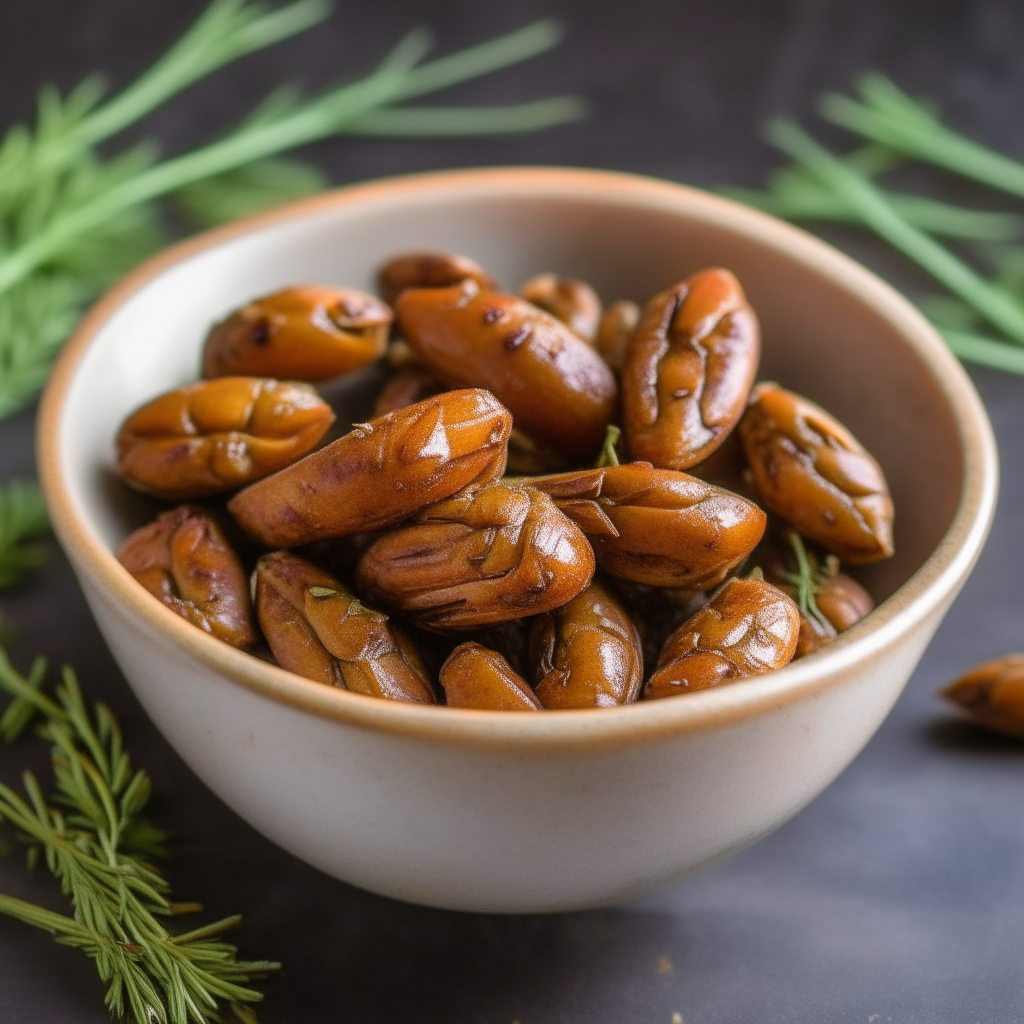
[2,1,1024,1021]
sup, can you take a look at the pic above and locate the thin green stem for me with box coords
[764,120,1024,347]
[724,182,1022,241]
[937,326,1024,375]
[820,71,1024,199]
[347,97,587,136]
[0,20,581,298]
[595,424,622,468]
[77,0,332,147]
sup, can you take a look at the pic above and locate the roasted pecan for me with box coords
[621,268,759,469]
[116,377,334,500]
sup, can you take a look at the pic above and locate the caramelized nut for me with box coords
[520,273,602,342]
[941,655,1024,739]
[644,576,800,699]
[622,268,760,469]
[116,377,334,500]
[254,551,434,703]
[440,642,542,711]
[117,505,257,649]
[738,382,894,563]
[379,250,496,306]
[529,462,766,589]
[397,282,618,460]
[356,481,596,631]
[594,299,640,373]
[228,389,512,547]
[202,286,391,381]
[529,579,643,708]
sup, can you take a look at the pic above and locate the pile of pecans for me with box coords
[113,251,894,711]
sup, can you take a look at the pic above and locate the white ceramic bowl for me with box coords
[38,167,997,913]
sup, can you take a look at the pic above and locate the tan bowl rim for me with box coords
[37,166,999,752]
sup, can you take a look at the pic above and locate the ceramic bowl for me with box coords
[38,167,998,913]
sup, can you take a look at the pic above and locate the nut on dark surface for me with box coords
[941,654,1024,739]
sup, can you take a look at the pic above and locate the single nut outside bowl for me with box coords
[36,166,998,913]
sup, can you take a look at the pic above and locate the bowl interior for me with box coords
[58,170,963,616]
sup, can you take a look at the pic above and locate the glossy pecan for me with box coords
[228,389,512,547]
[253,551,434,703]
[116,377,334,500]
[439,642,542,711]
[644,576,800,699]
[941,654,1024,739]
[519,273,602,342]
[356,481,595,631]
[378,250,496,306]
[594,299,640,374]
[738,382,894,563]
[528,462,766,589]
[621,268,760,469]
[528,578,643,708]
[117,505,257,649]
[202,286,391,381]
[396,281,618,461]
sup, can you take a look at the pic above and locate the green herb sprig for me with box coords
[725,71,1024,377]
[0,479,49,589]
[0,647,275,1024]
[0,0,585,418]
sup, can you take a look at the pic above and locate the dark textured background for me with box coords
[2,1,1024,1021]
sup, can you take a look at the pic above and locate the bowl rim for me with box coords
[37,165,999,752]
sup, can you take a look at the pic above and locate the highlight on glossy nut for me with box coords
[378,250,496,306]
[397,281,618,460]
[529,462,766,589]
[594,299,639,373]
[116,377,335,500]
[738,382,895,564]
[528,578,643,709]
[356,481,596,631]
[622,268,760,470]
[520,273,602,342]
[439,642,542,711]
[228,388,512,547]
[202,285,391,381]
[117,505,257,650]
[253,551,434,703]
[941,654,1024,739]
[644,576,800,700]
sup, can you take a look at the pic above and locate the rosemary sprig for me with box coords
[0,649,276,1024]
[819,72,1024,200]
[0,2,584,418]
[779,530,830,630]
[726,171,1022,241]
[762,120,1024,348]
[0,479,49,589]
